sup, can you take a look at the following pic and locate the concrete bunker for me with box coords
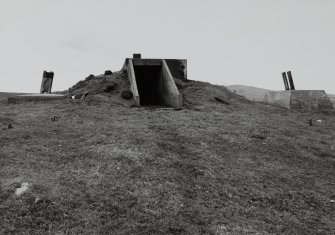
[125,56,185,108]
[264,90,334,110]
[264,71,333,110]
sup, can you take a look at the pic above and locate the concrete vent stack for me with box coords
[133,53,142,59]
[287,71,295,90]
[282,72,289,90]
[282,71,295,90]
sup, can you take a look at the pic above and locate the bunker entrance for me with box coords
[126,58,182,108]
[134,65,163,106]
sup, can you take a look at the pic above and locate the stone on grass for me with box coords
[121,90,133,100]
[104,70,113,75]
[15,182,29,196]
[104,82,116,92]
[85,74,95,81]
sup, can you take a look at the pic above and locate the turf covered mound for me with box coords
[69,71,126,96]
[67,68,250,110]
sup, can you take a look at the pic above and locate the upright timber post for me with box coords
[282,72,290,90]
[287,71,295,90]
[40,71,54,94]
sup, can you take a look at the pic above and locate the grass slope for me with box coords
[1,78,335,234]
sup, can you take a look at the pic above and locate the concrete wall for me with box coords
[165,59,187,80]
[290,90,334,110]
[159,60,182,108]
[264,91,291,108]
[126,59,140,106]
[264,90,334,110]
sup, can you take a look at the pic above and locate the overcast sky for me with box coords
[1,0,334,93]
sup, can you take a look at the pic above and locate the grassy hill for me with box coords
[1,74,335,234]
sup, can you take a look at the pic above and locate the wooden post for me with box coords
[40,71,54,94]
[282,72,289,90]
[287,71,295,90]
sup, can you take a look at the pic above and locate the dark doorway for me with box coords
[134,65,163,106]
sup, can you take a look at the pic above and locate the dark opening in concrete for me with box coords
[126,58,182,108]
[134,65,162,106]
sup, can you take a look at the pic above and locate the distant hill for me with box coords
[227,85,271,101]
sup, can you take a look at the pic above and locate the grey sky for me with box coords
[1,0,334,93]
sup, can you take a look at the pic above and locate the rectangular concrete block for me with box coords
[40,71,54,94]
